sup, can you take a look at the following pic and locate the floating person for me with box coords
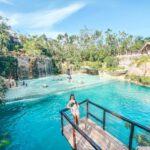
[22,81,25,86]
[43,84,48,88]
[67,68,72,82]
[16,81,18,87]
[67,94,80,125]
[9,83,12,88]
[58,78,63,81]
[52,78,62,81]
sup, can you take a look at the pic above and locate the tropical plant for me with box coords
[135,134,150,146]
[0,132,11,148]
[0,15,150,74]
[104,56,119,68]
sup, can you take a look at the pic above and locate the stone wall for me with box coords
[17,56,53,79]
[127,62,150,77]
[117,54,150,77]
[0,54,53,80]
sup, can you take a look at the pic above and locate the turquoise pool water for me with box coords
[0,77,150,150]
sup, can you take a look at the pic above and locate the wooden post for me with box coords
[129,124,134,150]
[72,116,77,150]
[103,111,106,130]
[72,128,76,150]
[86,100,89,119]
[60,112,64,135]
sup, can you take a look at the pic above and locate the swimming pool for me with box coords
[0,76,150,150]
[5,74,111,100]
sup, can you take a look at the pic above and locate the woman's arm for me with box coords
[77,102,79,109]
[67,101,71,108]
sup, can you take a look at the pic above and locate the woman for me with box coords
[67,94,80,125]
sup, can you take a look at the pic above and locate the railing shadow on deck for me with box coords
[60,100,150,150]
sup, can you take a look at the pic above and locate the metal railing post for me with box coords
[62,110,101,150]
[60,100,150,150]
[86,100,89,119]
[103,110,106,130]
[72,128,77,150]
[61,112,64,135]
[129,124,134,150]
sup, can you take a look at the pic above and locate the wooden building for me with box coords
[140,42,150,54]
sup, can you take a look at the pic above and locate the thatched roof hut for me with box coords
[140,42,150,54]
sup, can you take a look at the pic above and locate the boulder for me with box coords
[109,70,127,76]
[80,66,99,75]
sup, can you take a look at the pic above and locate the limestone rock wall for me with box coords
[17,56,53,79]
[117,54,150,77]
[127,62,150,77]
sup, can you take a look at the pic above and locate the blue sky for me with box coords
[0,0,150,38]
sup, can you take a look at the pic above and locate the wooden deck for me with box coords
[63,118,128,150]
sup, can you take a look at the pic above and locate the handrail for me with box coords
[60,99,150,150]
[60,100,87,113]
[61,111,101,150]
[88,100,150,133]
[87,100,150,150]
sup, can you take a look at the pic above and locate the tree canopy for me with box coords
[0,15,150,72]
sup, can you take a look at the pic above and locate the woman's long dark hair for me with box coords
[70,94,75,101]
[69,94,78,105]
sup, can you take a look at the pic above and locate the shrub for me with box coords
[125,74,150,85]
[0,133,11,148]
[135,134,150,146]
[81,61,102,69]
[140,76,150,85]
[104,56,119,68]
[0,56,18,79]
[132,55,150,67]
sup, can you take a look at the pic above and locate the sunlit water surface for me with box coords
[5,74,110,100]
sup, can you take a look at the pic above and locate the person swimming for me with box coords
[67,68,72,82]
[67,94,80,125]
[43,84,48,88]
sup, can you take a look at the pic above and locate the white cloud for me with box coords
[29,3,86,29]
[0,2,86,29]
[0,2,86,38]
[0,0,13,5]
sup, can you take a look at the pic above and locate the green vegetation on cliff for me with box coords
[125,75,150,86]
[0,56,18,79]
[1,16,150,74]
[0,76,7,103]
[0,15,150,87]
[132,55,150,67]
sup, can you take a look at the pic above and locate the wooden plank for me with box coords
[63,118,128,150]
